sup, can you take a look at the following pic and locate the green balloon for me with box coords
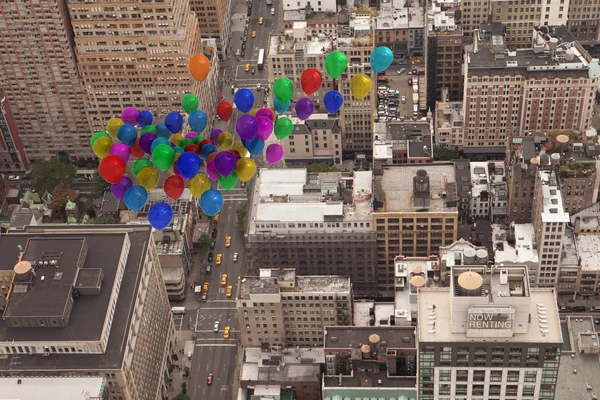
[178,138,193,149]
[182,94,199,114]
[192,135,205,145]
[274,117,294,140]
[151,144,176,172]
[273,78,294,103]
[141,125,158,135]
[90,131,110,148]
[133,158,153,177]
[218,170,238,191]
[324,51,348,79]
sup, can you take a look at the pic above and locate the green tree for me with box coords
[198,232,212,249]
[32,158,76,194]
[468,154,487,162]
[183,366,190,377]
[173,394,190,400]
[237,201,248,230]
[92,171,110,199]
[433,146,456,161]
[51,182,78,210]
[307,162,340,173]
[87,216,118,225]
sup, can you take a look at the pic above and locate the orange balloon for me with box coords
[188,55,210,82]
[206,152,217,163]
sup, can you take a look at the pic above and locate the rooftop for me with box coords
[375,0,425,30]
[0,377,105,399]
[435,102,463,129]
[470,162,489,198]
[538,170,569,223]
[238,274,351,299]
[323,369,416,389]
[325,326,416,349]
[576,234,600,271]
[241,347,324,383]
[295,276,351,293]
[492,223,539,265]
[453,159,471,199]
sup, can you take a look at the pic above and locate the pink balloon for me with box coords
[185,131,198,139]
[265,143,284,164]
[206,159,219,181]
[121,107,139,125]
[256,108,274,121]
[256,117,274,141]
[109,142,131,162]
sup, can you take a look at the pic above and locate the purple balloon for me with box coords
[256,108,274,121]
[236,114,259,141]
[295,98,314,120]
[256,116,274,141]
[139,132,157,155]
[185,131,198,139]
[121,107,139,125]
[206,159,219,181]
[213,151,237,177]
[265,143,284,164]
[109,142,131,162]
[210,128,223,145]
[111,176,133,201]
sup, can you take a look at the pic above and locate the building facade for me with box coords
[372,122,433,172]
[0,94,29,173]
[375,0,426,57]
[567,0,600,44]
[434,102,463,151]
[189,0,232,60]
[283,116,343,165]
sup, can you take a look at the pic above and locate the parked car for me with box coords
[213,321,220,332]
[212,228,218,238]
[211,240,216,249]
[572,306,587,312]
[251,67,255,74]
[401,96,406,103]
[595,319,600,324]
[233,253,239,262]
[207,252,213,262]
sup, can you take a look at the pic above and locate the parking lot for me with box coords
[376,58,426,122]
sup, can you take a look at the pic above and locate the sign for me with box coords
[467,307,515,338]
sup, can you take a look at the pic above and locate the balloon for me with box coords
[232,141,249,158]
[111,176,133,201]
[200,189,224,217]
[274,117,293,140]
[200,143,217,161]
[273,97,290,115]
[229,149,241,158]
[92,136,113,159]
[148,202,173,230]
[182,94,200,114]
[350,73,372,100]
[256,108,275,121]
[219,170,238,191]
[109,142,131,162]
[151,137,170,153]
[234,88,254,113]
[156,123,171,139]
[137,166,160,191]
[121,107,139,125]
[301,68,323,95]
[177,152,201,179]
[188,54,211,82]
[214,151,237,177]
[124,185,148,212]
[163,176,185,200]
[370,46,393,73]
[216,101,234,122]
[185,144,198,153]
[90,131,110,147]
[245,137,265,156]
[117,124,137,146]
[206,159,219,181]
[137,110,153,127]
[178,138,193,149]
[236,157,257,181]
[133,158,153,177]
[248,108,259,116]
[189,173,211,198]
[265,143,284,164]
[273,78,294,103]
[170,133,184,146]
[98,155,126,184]
[106,118,124,138]
[295,97,314,120]
[236,114,258,141]
[210,128,223,145]
[188,110,208,133]
[140,125,157,135]
[185,131,198,139]
[324,51,348,79]
[192,135,204,145]
[152,144,176,171]
[173,146,184,155]
[139,132,157,155]
[323,90,344,114]
[217,132,234,150]
[256,116,273,141]
[206,152,218,163]
[164,112,184,133]
[130,138,145,158]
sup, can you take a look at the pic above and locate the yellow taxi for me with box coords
[213,213,219,223]
[216,253,222,265]
[223,326,230,339]
[202,282,209,292]
[221,273,228,286]
[258,17,264,25]
[252,30,256,38]
[225,235,231,248]
[226,285,233,297]
[244,63,250,72]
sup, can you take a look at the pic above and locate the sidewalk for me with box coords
[168,330,195,399]
[230,343,245,400]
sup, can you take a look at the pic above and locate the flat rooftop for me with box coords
[470,162,489,198]
[576,235,600,271]
[323,369,416,388]
[492,224,539,265]
[238,277,280,299]
[0,377,105,399]
[242,347,323,383]
[376,0,425,30]
[295,276,350,293]
[539,170,569,224]
[325,326,416,349]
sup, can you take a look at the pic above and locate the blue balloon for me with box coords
[177,152,201,179]
[124,185,148,212]
[273,97,290,115]
[200,143,217,161]
[370,46,393,73]
[148,202,173,230]
[156,123,171,139]
[165,112,184,133]
[200,189,224,217]
[323,90,344,114]
[234,88,254,113]
[174,146,184,155]
[117,124,137,146]
[188,110,208,133]
[151,137,170,153]
[138,110,154,127]
[246,137,265,156]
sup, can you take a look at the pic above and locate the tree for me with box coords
[51,182,78,210]
[307,162,340,173]
[198,232,212,249]
[172,394,190,400]
[32,158,76,194]
[183,366,190,377]
[181,382,187,395]
[237,201,248,230]
[87,216,118,225]
[433,146,456,161]
[92,171,110,199]
[468,154,487,162]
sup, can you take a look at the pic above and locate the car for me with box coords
[572,306,587,312]
[401,96,406,103]
[271,7,275,15]
[391,60,398,65]
[8,175,19,181]
[203,281,209,292]
[212,228,218,238]
[412,59,421,65]
[216,253,222,265]
[205,264,212,273]
[211,240,216,249]
[226,285,233,297]
[264,86,270,95]
[241,43,246,51]
[241,49,245,57]
[242,36,247,42]
[245,63,250,72]
[221,273,228,286]
[251,67,255,74]
[412,69,417,75]
[235,49,240,56]
[263,96,268,104]
[225,236,231,248]
[201,292,208,301]
[258,17,264,25]
[207,252,213,262]
[213,321,219,332]
[252,30,256,38]
[257,83,261,91]
[233,252,239,262]
[207,373,213,385]
[213,213,220,223]
[223,326,230,339]
[408,78,413,85]
[241,181,246,188]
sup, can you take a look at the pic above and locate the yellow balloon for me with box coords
[236,157,257,182]
[138,166,159,191]
[106,117,124,138]
[232,141,249,158]
[93,136,113,159]
[189,173,210,198]
[217,132,234,150]
[169,153,181,175]
[248,108,259,117]
[170,133,184,146]
[350,73,372,100]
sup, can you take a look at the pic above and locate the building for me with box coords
[394,254,442,323]
[0,93,28,173]
[464,24,599,155]
[189,0,232,60]
[372,122,433,172]
[0,377,106,400]
[68,0,218,134]
[375,0,426,58]
[573,234,600,296]
[246,169,377,296]
[492,224,540,285]
[418,265,562,400]
[322,326,417,400]
[282,115,343,165]
[0,1,90,162]
[283,0,336,12]
[571,203,600,234]
[453,160,471,224]
[0,175,8,212]
[372,164,458,294]
[236,269,352,347]
[567,0,600,44]
[469,162,490,220]
[0,224,175,400]
[488,161,508,221]
[434,102,463,151]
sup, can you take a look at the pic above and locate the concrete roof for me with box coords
[0,377,105,399]
[539,170,569,223]
[241,347,324,383]
[325,326,416,349]
[492,224,539,265]
[576,234,600,271]
[295,276,351,293]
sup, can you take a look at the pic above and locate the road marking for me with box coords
[195,344,238,347]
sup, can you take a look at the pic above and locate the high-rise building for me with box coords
[375,0,426,58]
[418,265,562,400]
[68,0,218,133]
[0,1,90,162]
[282,115,343,166]
[0,224,175,400]
[0,93,29,173]
[567,0,600,44]
[189,0,232,60]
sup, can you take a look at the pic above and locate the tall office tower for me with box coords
[567,0,600,44]
[463,24,598,156]
[189,0,232,60]
[68,0,218,133]
[0,93,29,173]
[418,265,562,400]
[372,164,458,295]
[0,224,175,400]
[0,1,90,162]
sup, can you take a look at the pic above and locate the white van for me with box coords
[171,307,186,315]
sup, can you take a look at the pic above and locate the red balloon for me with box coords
[184,144,198,153]
[98,155,126,184]
[199,138,212,149]
[301,68,323,95]
[229,149,241,158]
[164,175,185,200]
[216,101,233,122]
[130,138,145,158]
